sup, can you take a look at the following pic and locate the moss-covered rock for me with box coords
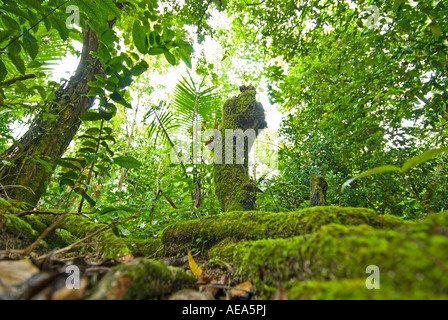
[35,214,131,259]
[88,258,197,300]
[0,213,39,250]
[209,212,448,299]
[21,214,79,250]
[161,206,406,256]
[284,279,448,300]
[122,238,163,257]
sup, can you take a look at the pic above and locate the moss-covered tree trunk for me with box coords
[214,85,267,212]
[310,173,328,206]
[0,27,102,207]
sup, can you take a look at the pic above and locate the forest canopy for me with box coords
[0,0,447,301]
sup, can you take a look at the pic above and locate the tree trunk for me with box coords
[0,26,102,207]
[310,173,328,206]
[213,85,267,212]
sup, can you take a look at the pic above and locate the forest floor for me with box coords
[1,206,448,300]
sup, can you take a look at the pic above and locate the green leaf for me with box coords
[341,165,402,192]
[429,22,442,37]
[130,60,149,76]
[60,179,75,187]
[163,49,176,66]
[56,159,82,171]
[401,147,448,173]
[113,156,142,169]
[23,37,38,60]
[35,158,53,173]
[97,205,139,215]
[97,43,111,64]
[86,127,101,135]
[78,147,97,154]
[60,171,79,181]
[147,47,164,55]
[175,47,192,68]
[100,0,121,18]
[7,51,25,75]
[81,111,104,121]
[86,88,104,97]
[22,27,37,43]
[0,60,7,82]
[162,27,175,43]
[133,21,148,54]
[81,190,96,207]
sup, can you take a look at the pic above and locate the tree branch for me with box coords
[0,74,36,87]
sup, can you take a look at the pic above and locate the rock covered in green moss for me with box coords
[36,214,131,259]
[21,214,79,250]
[284,279,448,300]
[161,206,406,256]
[0,213,39,250]
[88,258,197,300]
[209,212,448,299]
[123,238,162,257]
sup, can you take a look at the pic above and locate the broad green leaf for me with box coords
[147,47,164,55]
[100,0,121,18]
[87,88,104,97]
[81,190,96,207]
[130,60,149,76]
[81,111,104,121]
[22,27,37,43]
[7,51,25,75]
[23,38,38,60]
[133,21,148,54]
[1,15,20,31]
[60,171,79,181]
[163,49,176,66]
[0,60,7,82]
[60,179,75,187]
[341,165,402,192]
[35,158,53,173]
[78,147,97,154]
[86,127,101,135]
[113,156,142,169]
[56,159,82,171]
[401,147,448,173]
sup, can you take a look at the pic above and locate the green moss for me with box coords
[88,258,197,300]
[37,214,130,259]
[284,279,448,300]
[0,213,40,250]
[210,221,448,299]
[122,238,163,257]
[22,214,80,250]
[214,87,267,212]
[161,206,406,256]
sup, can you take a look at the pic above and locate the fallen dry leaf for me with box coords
[0,260,39,287]
[227,281,254,300]
[187,250,202,278]
[51,276,88,300]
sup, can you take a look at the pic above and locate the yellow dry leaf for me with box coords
[187,250,202,278]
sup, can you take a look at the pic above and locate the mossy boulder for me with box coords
[122,238,163,257]
[0,213,40,250]
[161,206,406,256]
[35,214,131,259]
[88,258,197,300]
[209,212,448,299]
